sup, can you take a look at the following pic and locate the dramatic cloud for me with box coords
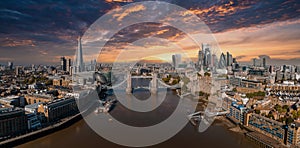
[0,0,299,65]
[112,4,146,21]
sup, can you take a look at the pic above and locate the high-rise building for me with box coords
[31,64,35,71]
[7,61,13,70]
[89,59,97,71]
[66,59,71,72]
[291,65,296,73]
[269,65,273,73]
[202,43,211,67]
[60,57,67,71]
[218,53,226,69]
[296,66,300,73]
[233,58,237,64]
[212,54,218,68]
[262,57,266,68]
[15,66,20,75]
[74,36,84,73]
[198,50,203,67]
[172,55,176,68]
[226,52,233,66]
[252,58,258,67]
[172,54,181,68]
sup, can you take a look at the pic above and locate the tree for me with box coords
[204,72,211,77]
[266,113,274,119]
[254,109,261,114]
[232,88,237,92]
[297,110,300,117]
[286,117,294,124]
[278,117,287,123]
[162,77,170,83]
[199,91,206,96]
[283,105,289,110]
[292,110,298,119]
[45,79,53,86]
[274,104,284,113]
[171,79,179,85]
[274,104,281,110]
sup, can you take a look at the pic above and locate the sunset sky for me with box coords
[0,0,299,65]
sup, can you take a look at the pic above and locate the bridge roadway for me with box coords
[107,76,180,91]
[187,110,230,119]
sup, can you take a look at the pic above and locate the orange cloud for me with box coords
[215,19,300,62]
[2,39,35,47]
[182,0,250,17]
[156,29,169,35]
[112,4,146,21]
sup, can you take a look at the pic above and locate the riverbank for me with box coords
[215,116,246,133]
[216,116,286,148]
[0,113,82,148]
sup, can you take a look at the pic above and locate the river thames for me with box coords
[18,78,258,148]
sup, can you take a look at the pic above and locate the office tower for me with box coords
[15,66,20,75]
[229,54,233,66]
[252,58,257,67]
[296,66,300,73]
[212,54,218,68]
[172,54,181,68]
[172,55,176,68]
[198,50,203,67]
[262,57,266,68]
[218,53,226,69]
[74,36,84,73]
[281,65,286,72]
[232,63,239,70]
[233,58,237,64]
[7,61,13,70]
[285,65,292,73]
[90,59,96,71]
[66,59,71,72]
[31,64,35,71]
[226,52,233,66]
[202,43,211,67]
[269,65,273,73]
[60,57,67,71]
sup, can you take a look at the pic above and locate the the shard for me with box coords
[74,36,84,73]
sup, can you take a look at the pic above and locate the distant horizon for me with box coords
[0,56,299,67]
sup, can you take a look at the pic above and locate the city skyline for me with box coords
[0,0,299,65]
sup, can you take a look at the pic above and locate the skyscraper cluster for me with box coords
[252,57,266,68]
[60,56,72,73]
[197,43,234,70]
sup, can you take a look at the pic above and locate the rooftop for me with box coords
[25,102,43,109]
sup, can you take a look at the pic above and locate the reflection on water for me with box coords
[18,88,258,148]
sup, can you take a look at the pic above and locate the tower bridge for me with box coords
[107,72,180,94]
[126,73,158,94]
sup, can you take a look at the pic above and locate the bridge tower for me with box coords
[126,71,132,94]
[150,73,157,94]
